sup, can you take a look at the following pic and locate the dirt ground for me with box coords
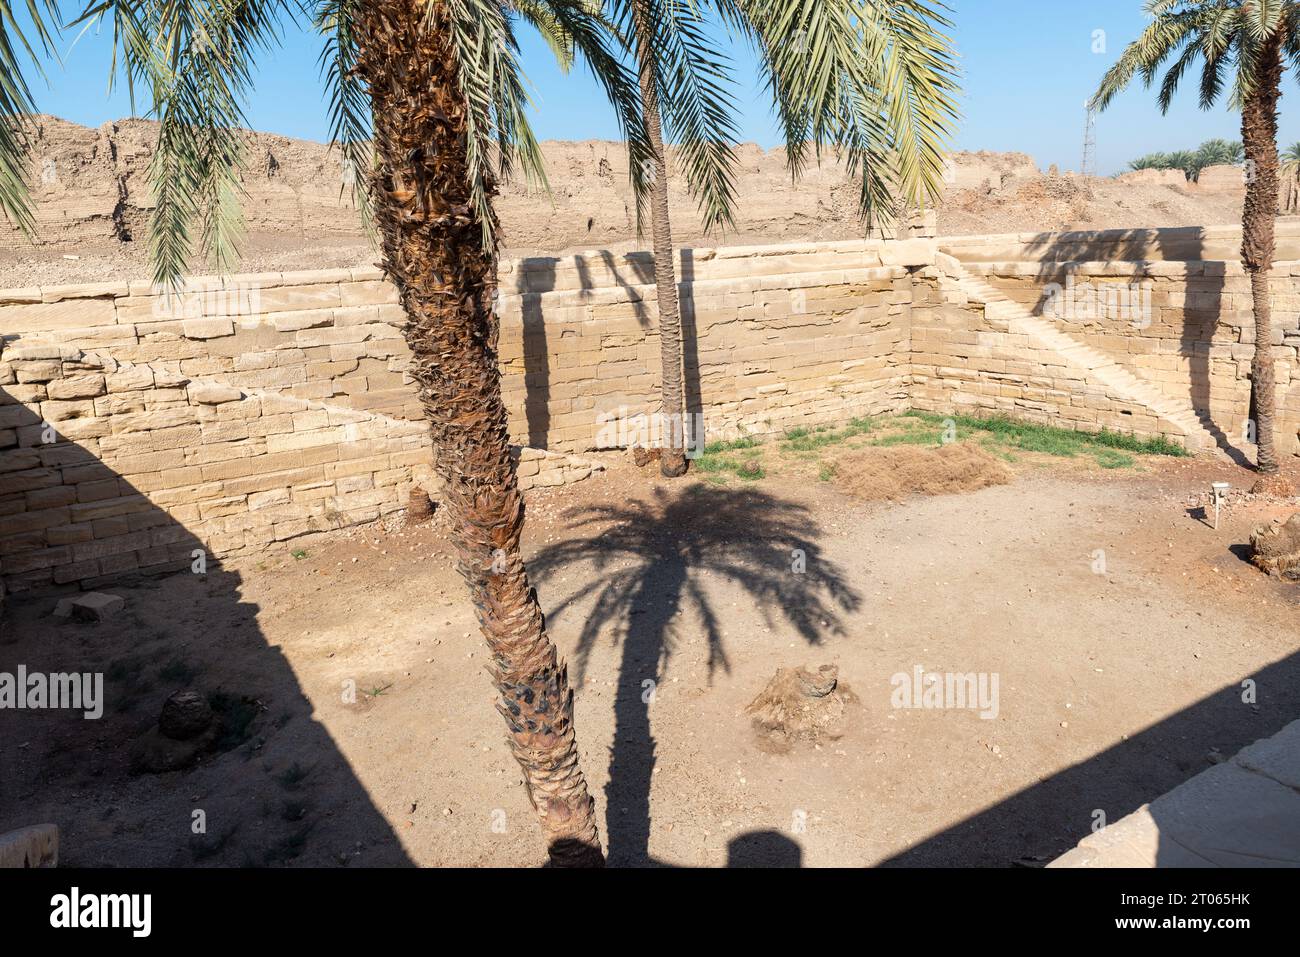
[1,445,1297,868]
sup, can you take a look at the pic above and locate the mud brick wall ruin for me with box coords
[3,226,1299,594]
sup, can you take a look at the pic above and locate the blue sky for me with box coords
[21,1,1300,176]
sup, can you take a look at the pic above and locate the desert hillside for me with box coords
[0,115,1248,286]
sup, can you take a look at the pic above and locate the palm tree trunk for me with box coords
[354,0,603,867]
[632,0,690,478]
[1240,28,1285,476]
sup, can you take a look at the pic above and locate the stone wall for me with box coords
[0,239,918,593]
[4,227,1300,594]
[941,220,1300,265]
[956,260,1300,455]
[496,240,920,451]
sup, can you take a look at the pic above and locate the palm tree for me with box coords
[1094,0,1296,481]
[622,0,737,477]
[6,0,646,869]
[1281,141,1300,211]
[1129,150,1174,170]
[1165,147,1200,179]
[614,1,959,477]
[1195,136,1246,172]
[2,0,956,865]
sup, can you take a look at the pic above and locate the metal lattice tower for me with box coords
[1081,101,1097,177]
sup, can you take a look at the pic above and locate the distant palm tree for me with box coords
[1095,0,1297,480]
[1164,148,1201,179]
[1129,138,1245,179]
[1129,151,1174,171]
[1281,142,1300,212]
[619,1,959,477]
[1195,136,1246,172]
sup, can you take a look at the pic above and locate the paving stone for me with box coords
[1232,718,1300,790]
[53,591,126,622]
[0,823,58,868]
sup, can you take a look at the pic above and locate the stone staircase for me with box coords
[943,258,1221,453]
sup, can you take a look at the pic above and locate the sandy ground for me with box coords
[1,451,1297,867]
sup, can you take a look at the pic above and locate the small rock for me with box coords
[54,592,125,622]
[159,690,216,741]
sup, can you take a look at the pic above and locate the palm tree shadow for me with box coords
[530,484,861,866]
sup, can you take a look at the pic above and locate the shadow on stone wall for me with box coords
[0,390,410,866]
[1024,229,1253,465]
[520,250,703,454]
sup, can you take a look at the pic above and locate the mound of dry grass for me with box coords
[832,443,1013,501]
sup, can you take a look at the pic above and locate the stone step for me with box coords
[951,266,1219,452]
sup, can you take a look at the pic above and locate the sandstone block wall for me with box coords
[4,227,1299,594]
[0,240,916,593]
[958,260,1300,455]
[941,220,1300,266]
[496,240,917,451]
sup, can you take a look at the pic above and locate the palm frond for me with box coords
[73,0,291,288]
[316,0,373,225]
[513,0,577,71]
[618,0,740,232]
[727,0,959,224]
[1092,7,1199,112]
[525,0,657,217]
[439,0,547,247]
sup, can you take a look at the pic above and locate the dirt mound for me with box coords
[745,664,857,753]
[1249,512,1300,580]
[833,443,1013,501]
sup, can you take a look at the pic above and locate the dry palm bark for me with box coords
[1240,27,1284,478]
[354,0,603,866]
[632,0,690,479]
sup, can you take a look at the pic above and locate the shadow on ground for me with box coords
[530,483,861,866]
[883,646,1300,867]
[0,390,410,866]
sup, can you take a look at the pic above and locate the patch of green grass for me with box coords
[694,438,766,481]
[870,428,945,448]
[818,462,838,482]
[781,417,874,452]
[1092,449,1135,469]
[290,548,308,560]
[701,436,761,454]
[900,411,1190,459]
[979,436,1020,463]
